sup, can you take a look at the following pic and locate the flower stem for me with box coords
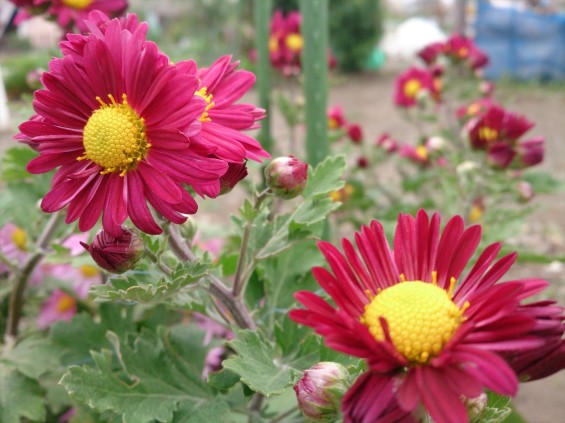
[165,223,256,330]
[232,188,271,297]
[5,212,64,341]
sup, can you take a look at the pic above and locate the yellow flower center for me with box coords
[478,126,498,142]
[285,33,304,52]
[458,47,469,58]
[467,102,480,116]
[328,118,339,129]
[11,227,27,251]
[80,264,100,278]
[195,87,215,122]
[62,0,92,9]
[360,277,468,364]
[415,145,428,160]
[269,35,279,52]
[80,94,150,176]
[403,79,422,98]
[468,204,484,223]
[56,293,76,313]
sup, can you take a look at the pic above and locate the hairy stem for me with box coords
[232,188,271,297]
[165,223,256,330]
[5,212,64,341]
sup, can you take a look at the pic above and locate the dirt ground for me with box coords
[1,66,564,422]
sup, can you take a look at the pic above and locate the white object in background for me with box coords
[381,17,447,61]
[0,65,10,132]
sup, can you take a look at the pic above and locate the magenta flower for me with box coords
[0,223,44,285]
[394,67,438,108]
[466,105,544,169]
[191,55,269,164]
[375,133,398,153]
[47,0,128,31]
[346,124,363,144]
[290,210,564,423]
[18,12,229,236]
[417,41,444,65]
[327,105,347,130]
[45,262,102,298]
[269,9,303,75]
[37,289,77,329]
[443,33,489,70]
[219,161,248,195]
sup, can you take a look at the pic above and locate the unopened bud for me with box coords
[265,156,308,199]
[516,181,534,203]
[347,124,363,144]
[81,227,144,274]
[294,362,350,422]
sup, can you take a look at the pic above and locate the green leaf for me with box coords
[60,327,221,423]
[477,392,512,423]
[303,155,346,197]
[223,330,300,396]
[4,334,64,379]
[172,399,230,423]
[0,146,37,181]
[90,260,209,304]
[0,363,46,423]
[522,171,565,194]
[207,368,241,391]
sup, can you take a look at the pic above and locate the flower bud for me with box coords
[294,362,350,422]
[81,227,144,274]
[347,124,363,144]
[463,393,488,422]
[516,181,535,203]
[265,156,308,199]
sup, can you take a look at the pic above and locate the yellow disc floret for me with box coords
[56,293,76,313]
[478,126,499,142]
[11,227,27,251]
[403,79,422,98]
[80,94,150,176]
[195,87,215,122]
[62,0,92,9]
[360,279,468,364]
[285,33,304,52]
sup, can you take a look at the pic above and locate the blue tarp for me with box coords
[475,1,565,79]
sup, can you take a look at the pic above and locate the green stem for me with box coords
[300,0,329,165]
[5,212,64,341]
[0,250,18,274]
[254,0,273,155]
[232,189,271,297]
[165,224,256,330]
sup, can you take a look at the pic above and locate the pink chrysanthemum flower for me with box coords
[37,289,77,329]
[190,55,269,164]
[18,12,229,236]
[269,9,303,75]
[394,67,439,108]
[0,223,44,285]
[46,0,128,31]
[290,210,565,423]
[465,105,544,169]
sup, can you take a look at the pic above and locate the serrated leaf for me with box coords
[207,368,241,391]
[477,392,512,423]
[522,171,565,194]
[5,334,64,379]
[303,155,346,197]
[60,327,218,423]
[172,399,230,423]
[1,146,37,181]
[91,260,209,304]
[223,330,300,396]
[0,363,46,423]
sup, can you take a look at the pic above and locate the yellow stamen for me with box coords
[79,94,150,176]
[468,204,484,223]
[467,102,480,116]
[62,0,92,9]
[269,35,279,52]
[415,145,428,160]
[195,87,215,122]
[478,126,498,142]
[80,264,100,278]
[328,118,339,129]
[285,33,304,52]
[360,280,467,364]
[56,293,76,313]
[11,227,27,251]
[403,79,422,98]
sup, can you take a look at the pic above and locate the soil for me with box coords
[0,65,564,422]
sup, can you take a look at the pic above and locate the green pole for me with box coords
[299,0,329,165]
[254,0,273,156]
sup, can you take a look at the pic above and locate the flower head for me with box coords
[290,210,564,423]
[191,55,269,164]
[0,223,43,285]
[443,34,489,70]
[265,156,308,199]
[269,10,303,75]
[18,12,230,236]
[375,133,398,153]
[37,289,77,328]
[394,67,439,108]
[346,124,363,144]
[48,0,128,31]
[327,105,347,130]
[81,226,144,274]
[294,362,350,422]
